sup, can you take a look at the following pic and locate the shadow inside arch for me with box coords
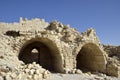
[76,43,106,73]
[19,38,64,73]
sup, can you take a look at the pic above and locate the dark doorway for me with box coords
[76,43,106,72]
[19,41,54,72]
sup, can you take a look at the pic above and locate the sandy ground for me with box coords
[49,73,120,80]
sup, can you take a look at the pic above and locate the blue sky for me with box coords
[0,0,120,45]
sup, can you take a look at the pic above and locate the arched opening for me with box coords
[76,43,106,72]
[19,38,63,73]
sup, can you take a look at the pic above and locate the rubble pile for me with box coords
[0,62,50,80]
[0,18,120,79]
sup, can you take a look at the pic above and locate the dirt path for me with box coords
[49,73,120,80]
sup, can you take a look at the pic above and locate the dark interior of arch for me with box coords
[19,41,62,73]
[76,43,106,72]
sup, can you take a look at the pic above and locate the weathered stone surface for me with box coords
[0,17,119,80]
[75,69,82,74]
[103,45,120,77]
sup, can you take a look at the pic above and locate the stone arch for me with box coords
[76,43,106,72]
[18,38,63,73]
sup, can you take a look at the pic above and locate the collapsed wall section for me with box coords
[0,18,117,78]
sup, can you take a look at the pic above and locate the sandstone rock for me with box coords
[29,69,35,75]
[25,69,29,73]
[86,72,91,76]
[75,69,82,74]
[94,76,101,80]
[27,75,32,79]
[71,69,76,74]
[17,73,22,80]
[56,27,63,33]
[58,23,64,28]
[34,64,41,69]
[32,62,36,65]
[11,73,17,79]
[50,20,58,30]
[33,74,39,80]
[42,70,50,79]
[85,73,89,76]
[27,64,33,69]
[38,74,43,78]
[39,68,45,73]
[65,36,74,42]
[5,74,12,80]
[35,69,39,74]
[40,30,47,34]
[64,24,70,29]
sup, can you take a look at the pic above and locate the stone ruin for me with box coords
[0,17,120,80]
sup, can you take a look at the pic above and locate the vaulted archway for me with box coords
[18,38,63,73]
[76,43,106,72]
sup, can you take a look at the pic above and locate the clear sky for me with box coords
[0,0,120,45]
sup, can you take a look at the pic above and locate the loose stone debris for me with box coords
[0,18,120,80]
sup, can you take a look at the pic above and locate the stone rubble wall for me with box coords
[0,18,119,79]
[103,45,120,77]
[0,62,51,80]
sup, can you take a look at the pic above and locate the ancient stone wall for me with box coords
[0,18,119,79]
[103,45,120,77]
